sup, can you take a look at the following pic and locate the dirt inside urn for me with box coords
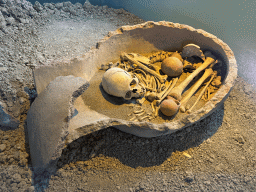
[81,57,221,124]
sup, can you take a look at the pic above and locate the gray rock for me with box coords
[0,9,8,18]
[0,20,6,29]
[184,171,194,183]
[43,3,55,10]
[8,157,15,164]
[13,151,20,160]
[0,66,8,72]
[17,181,27,189]
[69,9,78,16]
[0,153,8,163]
[0,11,5,22]
[12,173,22,183]
[18,158,27,167]
[74,2,83,9]
[233,134,246,144]
[55,3,63,10]
[33,1,43,12]
[63,1,72,7]
[0,0,7,4]
[20,0,35,12]
[5,0,13,7]
[26,186,35,192]
[8,6,25,19]
[0,102,19,129]
[2,135,9,140]
[18,18,29,24]
[0,144,7,152]
[5,16,15,25]
[61,6,70,13]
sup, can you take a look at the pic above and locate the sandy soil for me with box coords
[0,0,256,191]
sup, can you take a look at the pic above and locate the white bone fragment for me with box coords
[139,116,153,121]
[136,111,146,117]
[133,109,145,114]
[136,97,146,105]
[129,116,137,121]
[151,102,155,113]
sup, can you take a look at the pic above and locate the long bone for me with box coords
[186,73,216,114]
[139,115,153,121]
[154,105,160,117]
[155,78,178,105]
[121,52,168,83]
[168,51,216,101]
[154,76,161,93]
[179,69,216,113]
[151,76,156,91]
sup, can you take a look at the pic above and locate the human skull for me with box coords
[102,67,146,100]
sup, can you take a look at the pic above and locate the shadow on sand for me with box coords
[25,103,224,191]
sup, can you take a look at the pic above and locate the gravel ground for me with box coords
[0,0,256,191]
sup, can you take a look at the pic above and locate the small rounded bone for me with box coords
[146,92,157,102]
[160,96,180,116]
[181,44,205,61]
[161,57,183,77]
[136,97,146,105]
[134,109,145,114]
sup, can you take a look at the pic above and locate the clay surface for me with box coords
[27,75,89,174]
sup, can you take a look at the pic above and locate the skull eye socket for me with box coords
[130,79,137,87]
[125,91,132,99]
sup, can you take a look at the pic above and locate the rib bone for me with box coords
[121,52,168,83]
[168,52,217,101]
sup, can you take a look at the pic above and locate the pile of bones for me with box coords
[101,44,222,122]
